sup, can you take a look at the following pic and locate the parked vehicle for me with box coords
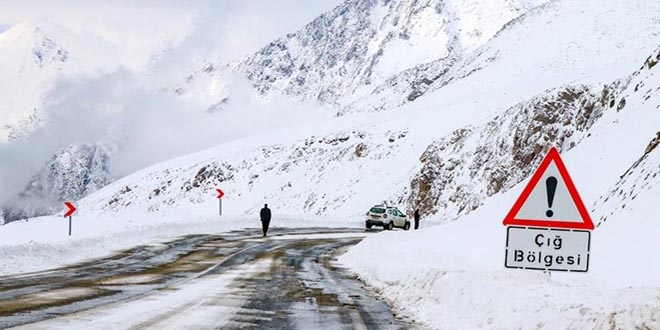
[365,205,410,230]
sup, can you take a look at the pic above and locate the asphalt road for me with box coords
[0,227,423,329]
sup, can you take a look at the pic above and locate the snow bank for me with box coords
[340,182,660,328]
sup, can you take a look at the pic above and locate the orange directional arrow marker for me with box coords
[64,202,77,217]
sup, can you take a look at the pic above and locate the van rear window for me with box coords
[370,207,386,214]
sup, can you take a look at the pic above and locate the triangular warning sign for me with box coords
[503,147,594,230]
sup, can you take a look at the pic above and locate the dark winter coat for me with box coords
[260,207,272,222]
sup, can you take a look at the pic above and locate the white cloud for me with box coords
[0,0,343,205]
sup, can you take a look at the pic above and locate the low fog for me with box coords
[0,68,330,205]
[0,0,341,218]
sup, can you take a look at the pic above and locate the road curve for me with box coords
[0,227,423,330]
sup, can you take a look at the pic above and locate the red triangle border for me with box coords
[502,147,594,230]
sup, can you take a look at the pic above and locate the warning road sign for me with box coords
[503,147,594,230]
[505,226,590,272]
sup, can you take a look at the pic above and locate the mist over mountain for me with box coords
[0,1,339,221]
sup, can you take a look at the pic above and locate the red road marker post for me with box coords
[216,189,225,216]
[64,202,77,236]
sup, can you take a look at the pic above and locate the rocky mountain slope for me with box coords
[238,0,530,104]
[77,0,660,223]
[177,0,548,112]
[2,142,113,222]
[78,45,655,227]
[1,0,552,220]
[407,83,620,219]
[591,47,660,227]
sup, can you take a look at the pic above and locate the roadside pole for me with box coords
[64,201,77,236]
[216,188,225,216]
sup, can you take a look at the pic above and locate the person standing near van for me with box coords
[260,204,272,237]
[414,209,421,230]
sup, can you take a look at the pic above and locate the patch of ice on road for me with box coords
[269,232,369,240]
[98,274,163,285]
[15,259,273,330]
[24,287,99,302]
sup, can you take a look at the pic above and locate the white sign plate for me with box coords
[505,226,590,272]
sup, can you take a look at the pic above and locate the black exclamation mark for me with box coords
[546,176,558,217]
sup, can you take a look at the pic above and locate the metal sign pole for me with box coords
[68,216,72,236]
[219,199,223,216]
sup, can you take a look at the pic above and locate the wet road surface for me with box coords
[0,227,423,329]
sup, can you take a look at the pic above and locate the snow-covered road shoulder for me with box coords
[339,223,660,329]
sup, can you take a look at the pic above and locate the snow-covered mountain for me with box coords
[2,142,113,222]
[4,0,660,230]
[0,20,120,142]
[77,0,660,223]
[1,0,555,219]
[239,0,532,104]
[176,0,549,112]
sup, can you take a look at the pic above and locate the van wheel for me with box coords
[404,222,410,231]
[386,222,394,231]
[366,223,373,229]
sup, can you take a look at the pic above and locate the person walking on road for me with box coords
[260,204,272,237]
[414,209,421,230]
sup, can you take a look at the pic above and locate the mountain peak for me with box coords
[234,0,549,106]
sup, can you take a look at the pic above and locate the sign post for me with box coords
[502,147,594,273]
[64,202,77,236]
[216,189,225,216]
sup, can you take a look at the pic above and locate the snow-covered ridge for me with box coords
[591,47,660,227]
[178,0,660,119]
[7,0,660,225]
[2,142,114,222]
[80,7,660,226]
[179,0,546,110]
[80,125,421,218]
[406,83,621,220]
[78,44,648,223]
